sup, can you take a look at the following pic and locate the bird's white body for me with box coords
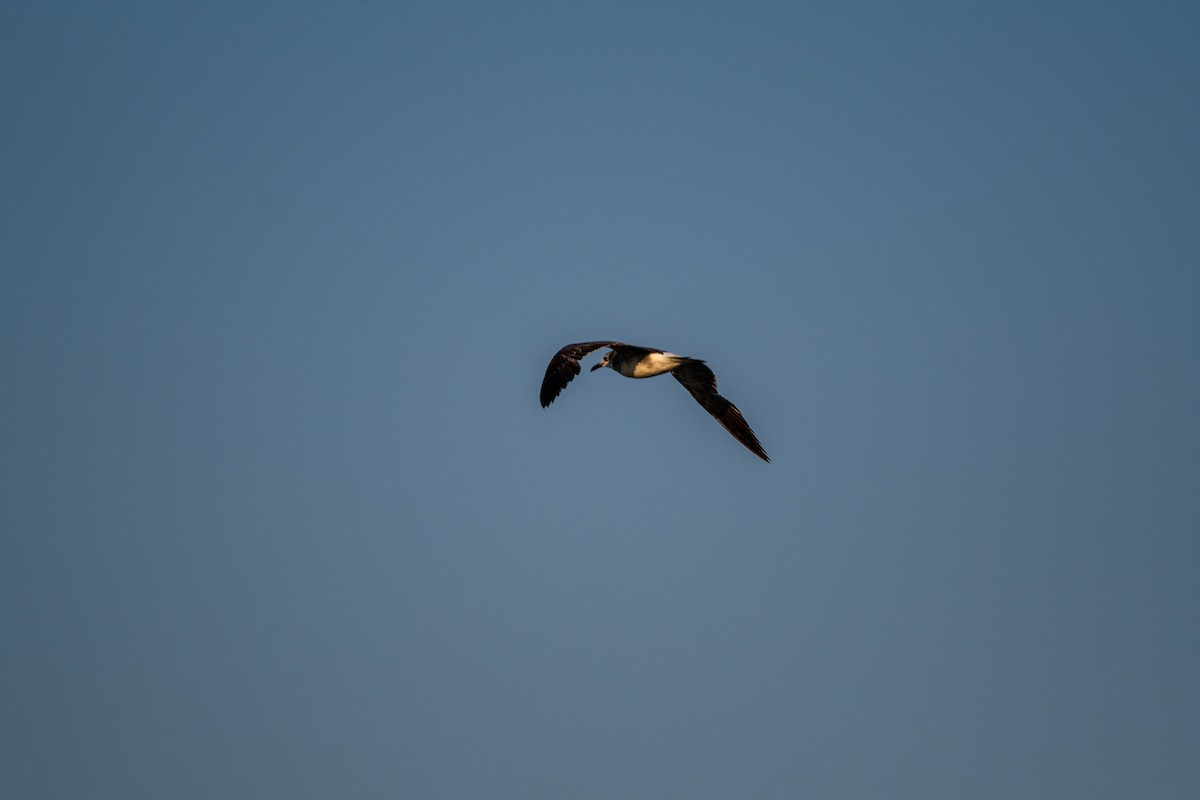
[622,351,687,378]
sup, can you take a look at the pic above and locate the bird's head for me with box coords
[590,351,613,372]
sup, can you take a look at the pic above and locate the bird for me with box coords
[539,341,770,462]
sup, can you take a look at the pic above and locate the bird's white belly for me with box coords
[630,351,684,378]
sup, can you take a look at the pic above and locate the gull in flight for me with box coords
[539,341,770,462]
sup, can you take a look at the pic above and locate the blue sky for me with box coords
[3,1,1198,797]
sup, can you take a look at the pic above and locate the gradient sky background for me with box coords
[3,2,1199,798]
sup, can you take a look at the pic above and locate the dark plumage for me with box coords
[539,340,769,462]
[538,341,622,408]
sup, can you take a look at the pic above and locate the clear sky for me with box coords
[3,1,1198,797]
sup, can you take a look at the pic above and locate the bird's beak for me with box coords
[590,363,602,372]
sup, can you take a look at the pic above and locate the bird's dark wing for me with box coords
[539,341,624,408]
[672,361,770,462]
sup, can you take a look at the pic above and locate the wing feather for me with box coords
[672,361,770,462]
[539,341,623,407]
